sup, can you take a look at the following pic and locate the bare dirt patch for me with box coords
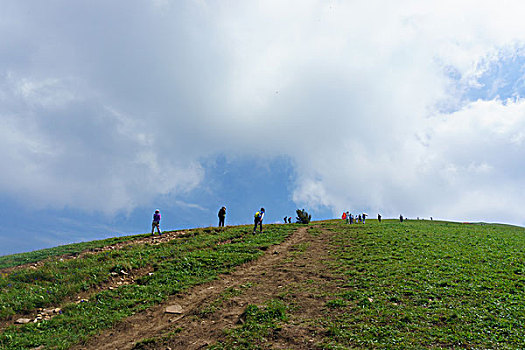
[72,226,339,350]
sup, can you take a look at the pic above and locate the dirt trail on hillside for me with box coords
[72,226,338,350]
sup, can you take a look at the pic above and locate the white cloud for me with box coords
[2,1,525,224]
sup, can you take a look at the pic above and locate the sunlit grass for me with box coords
[0,224,295,350]
[319,219,525,349]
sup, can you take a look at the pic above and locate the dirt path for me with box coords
[72,226,338,350]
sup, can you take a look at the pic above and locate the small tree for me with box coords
[296,209,311,224]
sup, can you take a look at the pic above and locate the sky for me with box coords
[2,1,525,255]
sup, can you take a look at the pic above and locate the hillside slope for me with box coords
[1,220,525,349]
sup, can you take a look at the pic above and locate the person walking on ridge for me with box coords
[253,208,265,233]
[378,213,382,223]
[152,209,162,236]
[218,206,226,227]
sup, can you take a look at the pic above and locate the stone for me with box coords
[165,304,183,314]
[15,318,32,324]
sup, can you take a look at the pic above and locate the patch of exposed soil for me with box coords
[72,226,339,350]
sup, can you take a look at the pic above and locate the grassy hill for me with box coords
[1,219,524,349]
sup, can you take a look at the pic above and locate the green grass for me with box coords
[319,219,525,349]
[0,233,151,270]
[3,219,525,349]
[0,224,295,350]
[198,283,253,316]
[209,299,289,350]
[0,230,183,319]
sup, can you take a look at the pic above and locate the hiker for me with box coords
[349,213,353,224]
[218,206,226,227]
[288,216,292,223]
[378,213,382,223]
[362,213,367,224]
[152,209,161,235]
[358,214,362,223]
[284,216,287,223]
[400,215,404,223]
[342,211,347,222]
[253,208,265,233]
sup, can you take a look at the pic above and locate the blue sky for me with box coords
[2,1,525,255]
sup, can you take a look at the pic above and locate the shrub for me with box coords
[295,209,311,224]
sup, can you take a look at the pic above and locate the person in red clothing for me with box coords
[152,209,162,236]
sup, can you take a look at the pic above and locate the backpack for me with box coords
[255,211,261,219]
[342,212,347,220]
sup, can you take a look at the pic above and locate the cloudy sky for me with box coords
[2,0,525,255]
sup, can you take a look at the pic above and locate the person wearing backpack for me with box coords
[218,206,226,227]
[152,209,162,236]
[253,208,265,233]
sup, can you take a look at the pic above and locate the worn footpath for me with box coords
[72,225,340,350]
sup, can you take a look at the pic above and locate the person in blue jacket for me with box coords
[152,209,162,235]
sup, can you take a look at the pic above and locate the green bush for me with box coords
[295,209,311,224]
